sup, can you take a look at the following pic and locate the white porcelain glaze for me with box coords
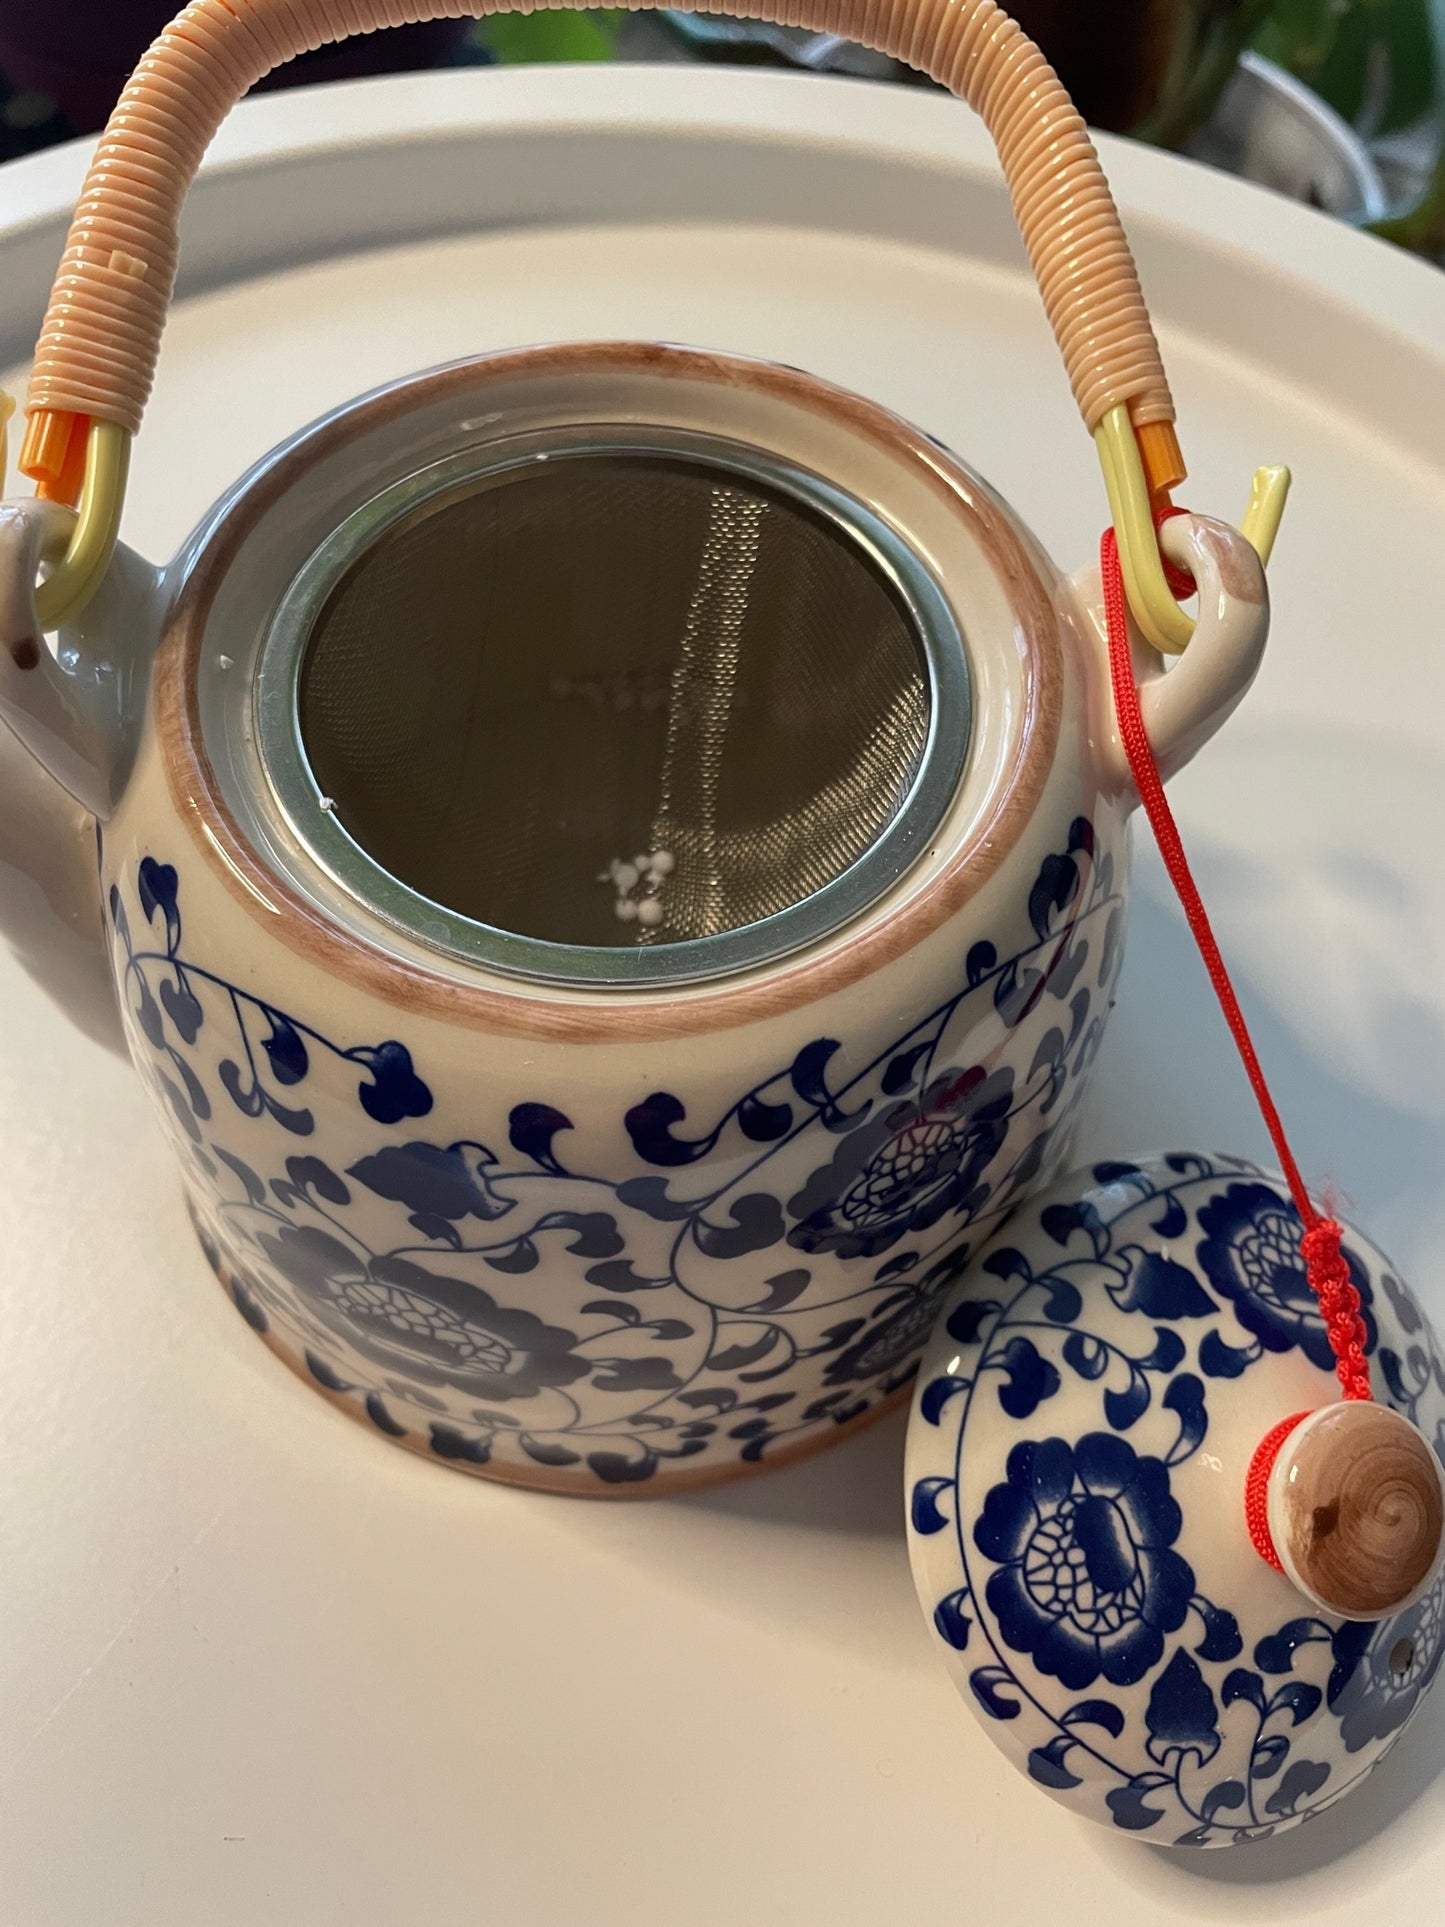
[0,344,1268,1493]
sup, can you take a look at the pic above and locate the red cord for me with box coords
[1244,1411,1311,1570]
[1099,520,1370,1406]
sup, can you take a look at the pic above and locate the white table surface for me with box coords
[2,64,1445,1927]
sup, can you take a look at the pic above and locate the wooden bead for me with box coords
[1269,1403,1444,1621]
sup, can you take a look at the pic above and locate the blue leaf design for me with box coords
[1252,1734,1289,1781]
[1162,1373,1209,1462]
[981,1245,1032,1281]
[218,1058,263,1118]
[965,941,997,988]
[1038,1275,1084,1324]
[1194,1598,1243,1663]
[1151,1192,1188,1239]
[678,1388,738,1413]
[582,1299,641,1325]
[350,1142,511,1222]
[350,1041,432,1124]
[1064,1331,1109,1380]
[1107,1777,1170,1832]
[137,857,180,948]
[304,1350,351,1392]
[910,1475,953,1535]
[1200,1780,1247,1823]
[1029,850,1083,940]
[920,1374,971,1424]
[536,1211,625,1258]
[789,1037,867,1130]
[743,1269,811,1314]
[1222,1669,1266,1712]
[159,975,203,1045]
[1062,1699,1126,1738]
[1093,1159,1146,1185]
[587,1450,658,1485]
[261,1011,308,1087]
[624,1091,715,1166]
[135,982,164,1049]
[285,1155,349,1205]
[968,1666,1021,1721]
[933,1588,972,1650]
[1265,1758,1330,1818]
[520,1435,581,1468]
[407,1212,463,1249]
[946,1298,1000,1345]
[1145,1650,1221,1766]
[484,1238,539,1274]
[156,1070,201,1142]
[430,1425,493,1464]
[214,1145,265,1205]
[1041,1198,1105,1251]
[1028,1735,1082,1790]
[1383,1272,1422,1335]
[1199,1329,1259,1379]
[994,1336,1061,1419]
[707,1326,782,1373]
[882,1042,932,1095]
[693,1193,784,1259]
[591,1356,682,1393]
[1138,1327,1187,1374]
[1270,1681,1323,1726]
[582,1259,666,1294]
[614,1175,694,1222]
[737,1092,793,1142]
[365,1393,406,1437]
[1255,1618,1333,1675]
[507,1102,573,1172]
[229,1277,268,1332]
[1103,1371,1149,1431]
[1109,1249,1215,1320]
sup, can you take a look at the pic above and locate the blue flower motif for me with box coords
[974,1433,1195,1690]
[1329,1581,1445,1753]
[1197,1182,1376,1374]
[257,1223,591,1401]
[823,1287,946,1386]
[787,1065,1015,1260]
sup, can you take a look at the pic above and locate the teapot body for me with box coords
[3,345,1267,1493]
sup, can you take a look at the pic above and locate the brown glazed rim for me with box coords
[155,342,1064,1043]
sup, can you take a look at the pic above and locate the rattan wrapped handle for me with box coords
[25,0,1176,458]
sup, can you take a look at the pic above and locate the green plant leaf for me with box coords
[482,11,623,62]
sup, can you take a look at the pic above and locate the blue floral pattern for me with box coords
[977,1434,1195,1690]
[907,1152,1445,1847]
[110,817,1132,1487]
[106,817,1125,1486]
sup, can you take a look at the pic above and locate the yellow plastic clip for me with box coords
[1094,405,1290,655]
[28,421,131,633]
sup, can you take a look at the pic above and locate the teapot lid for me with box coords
[904,1152,1445,1847]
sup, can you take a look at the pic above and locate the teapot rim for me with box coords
[151,340,1065,1041]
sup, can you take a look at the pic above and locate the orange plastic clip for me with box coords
[20,408,89,507]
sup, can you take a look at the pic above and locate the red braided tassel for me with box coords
[1299,1218,1371,1400]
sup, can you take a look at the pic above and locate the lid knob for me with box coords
[1268,1402,1445,1621]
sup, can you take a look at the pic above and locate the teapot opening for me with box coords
[259,427,970,986]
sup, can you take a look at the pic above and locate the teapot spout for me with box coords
[0,497,160,1051]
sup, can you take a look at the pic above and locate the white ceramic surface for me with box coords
[2,63,1445,1924]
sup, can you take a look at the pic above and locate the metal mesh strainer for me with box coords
[261,429,969,987]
